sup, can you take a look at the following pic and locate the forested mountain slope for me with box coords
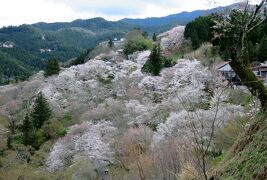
[0,4,232,84]
[0,19,133,84]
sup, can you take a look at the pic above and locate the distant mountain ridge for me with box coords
[120,10,207,26]
[119,3,245,27]
[31,17,134,31]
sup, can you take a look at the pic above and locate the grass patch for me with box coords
[227,89,252,106]
[170,51,183,61]
[212,116,267,179]
[212,154,225,167]
[59,112,73,127]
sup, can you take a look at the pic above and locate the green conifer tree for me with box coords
[108,39,114,48]
[45,59,60,77]
[31,92,52,129]
[142,45,163,76]
[21,113,35,146]
[152,33,157,42]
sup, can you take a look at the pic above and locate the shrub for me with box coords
[124,36,153,55]
[33,129,46,149]
[15,145,31,163]
[62,158,98,180]
[177,163,199,180]
[163,58,173,67]
[58,128,68,137]
[31,141,53,167]
[124,29,144,42]
[228,89,252,106]
[59,112,73,127]
[12,133,23,145]
[214,116,249,151]
[41,119,67,140]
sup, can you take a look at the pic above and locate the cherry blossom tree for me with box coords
[46,121,117,172]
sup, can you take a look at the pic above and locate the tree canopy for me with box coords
[45,59,60,77]
[123,36,153,55]
[184,16,215,50]
[215,0,267,110]
[215,13,267,61]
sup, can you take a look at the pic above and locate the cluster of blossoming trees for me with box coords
[0,47,245,178]
[0,20,248,175]
[31,50,242,178]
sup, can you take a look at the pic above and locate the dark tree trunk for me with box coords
[230,49,267,111]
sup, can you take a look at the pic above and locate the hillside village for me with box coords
[215,61,267,84]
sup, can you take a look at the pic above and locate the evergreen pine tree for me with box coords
[22,113,35,146]
[108,39,114,48]
[31,92,52,129]
[142,45,163,76]
[45,59,60,77]
[152,33,157,42]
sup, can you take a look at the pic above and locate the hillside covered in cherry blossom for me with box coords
[0,26,258,179]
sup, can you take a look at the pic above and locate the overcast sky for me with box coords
[0,0,260,27]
